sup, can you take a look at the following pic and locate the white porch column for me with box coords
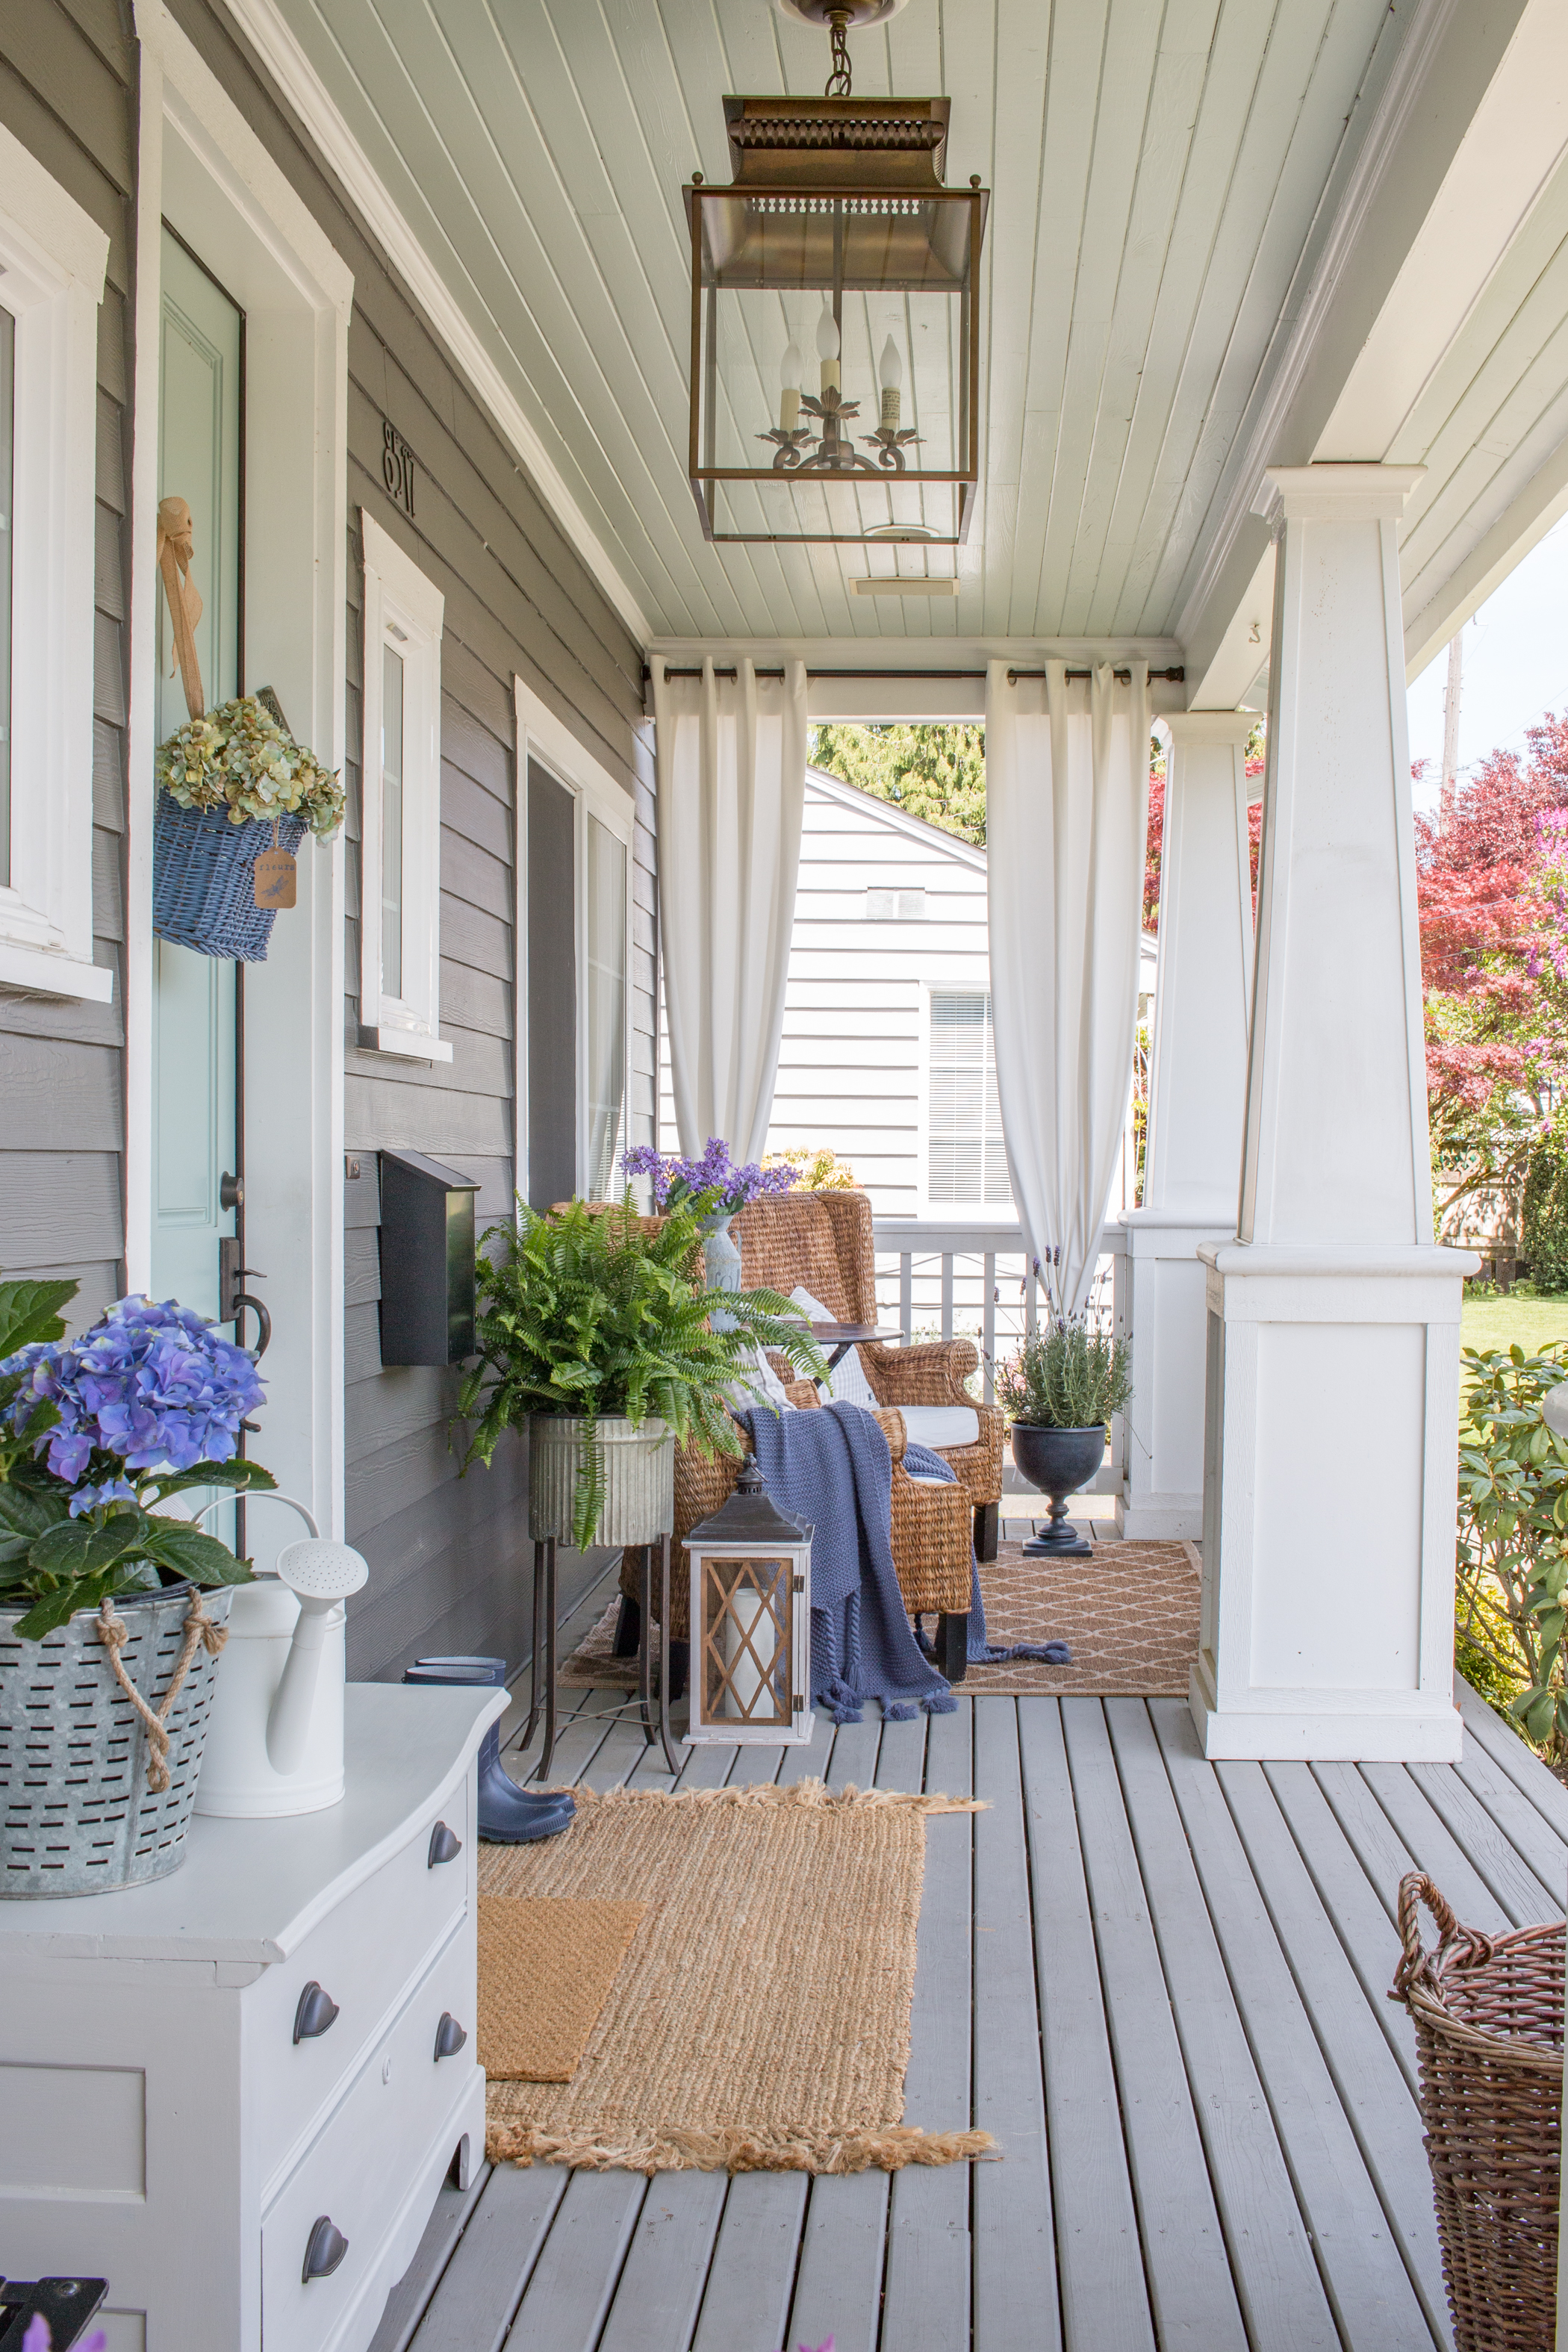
[1117,711,1255,1539]
[1191,463,1476,1764]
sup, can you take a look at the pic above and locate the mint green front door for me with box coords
[152,231,242,1324]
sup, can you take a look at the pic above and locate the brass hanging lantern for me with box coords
[685,4,987,548]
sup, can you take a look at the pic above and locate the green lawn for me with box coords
[1462,1292,1568,1360]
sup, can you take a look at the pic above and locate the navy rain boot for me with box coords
[402,1655,576,1843]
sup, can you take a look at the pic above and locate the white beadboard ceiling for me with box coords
[264,0,1430,644]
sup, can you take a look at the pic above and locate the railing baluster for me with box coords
[982,1251,996,1404]
[900,1252,912,1344]
[940,1253,953,1343]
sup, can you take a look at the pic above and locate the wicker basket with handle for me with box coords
[1390,1871,1563,2351]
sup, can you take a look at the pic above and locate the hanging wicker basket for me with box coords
[1390,1872,1564,2352]
[152,791,308,959]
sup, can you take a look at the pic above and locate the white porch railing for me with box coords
[871,1216,1129,1497]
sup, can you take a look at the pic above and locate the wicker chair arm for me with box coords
[783,1381,821,1409]
[862,1338,978,1408]
[872,1405,908,1462]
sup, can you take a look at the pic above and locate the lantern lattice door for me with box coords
[700,1557,793,1732]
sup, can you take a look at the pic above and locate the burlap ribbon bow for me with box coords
[156,494,206,720]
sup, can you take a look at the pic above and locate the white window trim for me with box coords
[0,125,111,1001]
[358,509,449,1060]
[513,676,635,1204]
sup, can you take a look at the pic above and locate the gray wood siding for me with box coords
[164,0,655,1679]
[0,0,131,1334]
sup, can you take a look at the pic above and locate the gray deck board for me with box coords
[782,1708,908,2352]
[971,1699,1061,2352]
[1215,1756,1450,2342]
[402,1683,1567,2352]
[411,2162,570,2352]
[1455,1676,1568,1841]
[1109,1700,1341,2351]
[1151,1705,1436,2350]
[1263,1761,1420,2091]
[1052,1698,1245,2351]
[881,1702,970,2352]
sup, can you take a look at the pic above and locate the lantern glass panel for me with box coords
[690,187,980,546]
[698,1555,792,1731]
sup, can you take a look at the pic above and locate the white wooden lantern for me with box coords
[685,1458,814,1744]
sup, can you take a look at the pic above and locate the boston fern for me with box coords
[455,1194,827,1548]
[0,1278,273,1639]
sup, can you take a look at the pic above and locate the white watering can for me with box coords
[193,1495,369,1819]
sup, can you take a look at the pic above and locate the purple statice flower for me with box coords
[622,1139,800,1216]
[1,1295,265,1493]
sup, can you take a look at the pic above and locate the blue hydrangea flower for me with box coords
[1,1295,266,1494]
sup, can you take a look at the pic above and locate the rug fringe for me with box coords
[538,1778,986,1817]
[485,2120,998,2175]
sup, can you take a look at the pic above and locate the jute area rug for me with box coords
[479,1781,991,2176]
[560,1537,1201,1700]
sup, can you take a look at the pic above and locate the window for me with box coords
[866,888,926,921]
[358,511,449,1060]
[928,991,1011,1206]
[585,815,628,1197]
[0,128,111,999]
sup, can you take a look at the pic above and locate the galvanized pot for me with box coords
[528,1415,675,1546]
[0,1581,233,1897]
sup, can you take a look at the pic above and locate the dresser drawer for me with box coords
[261,1912,478,2352]
[249,1770,472,2194]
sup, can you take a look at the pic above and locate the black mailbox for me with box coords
[379,1151,480,1365]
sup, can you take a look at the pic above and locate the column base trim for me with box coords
[1188,1652,1462,1761]
[1115,1496,1203,1541]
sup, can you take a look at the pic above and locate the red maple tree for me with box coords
[1142,726,1265,931]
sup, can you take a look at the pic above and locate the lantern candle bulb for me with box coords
[816,300,841,396]
[879,335,903,432]
[779,340,803,434]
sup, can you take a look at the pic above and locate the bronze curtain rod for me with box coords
[642,664,1186,685]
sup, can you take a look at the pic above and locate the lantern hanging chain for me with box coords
[825,7,853,98]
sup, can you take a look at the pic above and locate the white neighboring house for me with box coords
[660,763,1156,1222]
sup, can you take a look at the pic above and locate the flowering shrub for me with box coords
[764,1144,857,1191]
[621,1137,801,1218]
[1455,1343,1568,1759]
[0,1281,274,1639]
[156,694,344,839]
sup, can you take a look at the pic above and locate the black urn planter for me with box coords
[1010,1423,1106,1559]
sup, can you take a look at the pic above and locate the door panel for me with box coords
[152,230,242,1325]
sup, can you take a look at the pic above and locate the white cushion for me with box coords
[906,1473,953,1487]
[787,1286,879,1410]
[896,1405,981,1450]
[727,1339,793,1414]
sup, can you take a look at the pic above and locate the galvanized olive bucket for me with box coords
[528,1415,675,1546]
[0,1582,232,1897]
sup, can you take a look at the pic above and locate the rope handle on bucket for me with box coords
[97,1593,228,1796]
[1392,1870,1496,2002]
[98,1496,323,1795]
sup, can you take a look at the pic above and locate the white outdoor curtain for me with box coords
[652,656,808,1163]
[986,658,1151,1318]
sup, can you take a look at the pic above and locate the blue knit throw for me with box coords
[739,1404,957,1723]
[903,1441,1071,1667]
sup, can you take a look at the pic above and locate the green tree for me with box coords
[809,723,986,846]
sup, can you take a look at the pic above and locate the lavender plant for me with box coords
[0,1282,275,1639]
[621,1136,801,1218]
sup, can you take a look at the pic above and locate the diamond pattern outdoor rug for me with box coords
[559,1537,1201,1700]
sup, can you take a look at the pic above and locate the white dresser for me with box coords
[0,1683,505,2352]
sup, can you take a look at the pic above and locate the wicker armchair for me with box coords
[614,1393,975,1684]
[728,1189,1005,1560]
